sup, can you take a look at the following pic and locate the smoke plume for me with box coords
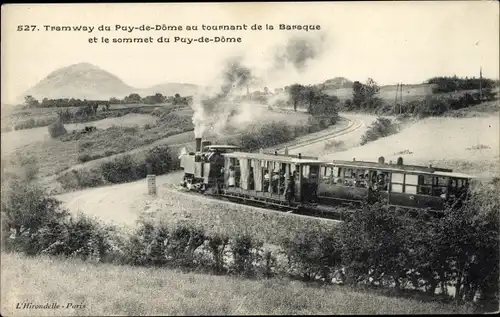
[189,32,329,140]
[272,34,327,73]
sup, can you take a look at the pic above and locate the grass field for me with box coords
[0,103,177,132]
[321,114,500,179]
[0,252,471,316]
[323,83,435,101]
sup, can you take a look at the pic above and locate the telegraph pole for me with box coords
[399,83,403,114]
[394,83,399,113]
[479,66,483,101]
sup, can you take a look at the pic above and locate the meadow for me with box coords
[323,83,435,101]
[1,252,471,316]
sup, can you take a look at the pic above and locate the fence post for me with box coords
[147,174,157,196]
[146,163,156,196]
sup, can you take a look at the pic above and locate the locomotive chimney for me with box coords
[378,156,385,164]
[298,153,302,159]
[353,157,356,161]
[397,157,403,165]
[201,140,212,151]
[195,138,202,152]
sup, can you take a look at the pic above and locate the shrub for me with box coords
[47,121,67,138]
[281,229,342,282]
[123,126,139,134]
[1,177,69,254]
[145,145,179,175]
[56,168,104,191]
[360,117,399,145]
[100,155,146,184]
[167,224,206,268]
[229,234,263,277]
[77,153,98,163]
[206,233,230,274]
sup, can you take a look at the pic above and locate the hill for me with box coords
[321,77,354,89]
[18,62,201,102]
[21,63,135,101]
[142,82,200,97]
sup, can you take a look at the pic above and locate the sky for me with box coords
[1,2,499,103]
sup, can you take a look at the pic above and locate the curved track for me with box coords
[283,118,365,152]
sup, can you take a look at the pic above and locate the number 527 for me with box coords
[17,25,37,31]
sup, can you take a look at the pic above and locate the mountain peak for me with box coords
[18,63,200,102]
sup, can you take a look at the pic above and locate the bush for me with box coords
[206,233,230,274]
[100,155,146,184]
[145,145,179,175]
[281,229,342,282]
[77,153,101,163]
[1,180,69,254]
[360,117,399,145]
[229,234,263,277]
[47,121,67,138]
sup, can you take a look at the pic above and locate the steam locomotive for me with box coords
[179,137,474,215]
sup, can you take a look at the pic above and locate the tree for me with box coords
[352,81,364,108]
[351,79,382,110]
[124,93,142,104]
[173,93,181,105]
[152,93,164,104]
[24,95,39,108]
[289,84,303,112]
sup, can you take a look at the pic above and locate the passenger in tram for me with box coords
[228,165,236,187]
[263,169,270,192]
[285,174,295,205]
[356,174,367,188]
[439,187,448,199]
[249,166,255,190]
[271,172,280,193]
[375,173,388,191]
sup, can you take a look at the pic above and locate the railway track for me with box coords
[162,183,352,222]
[282,117,364,152]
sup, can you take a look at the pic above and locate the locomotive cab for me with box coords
[180,137,242,193]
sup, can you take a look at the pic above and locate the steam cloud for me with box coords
[189,33,328,140]
[272,34,327,73]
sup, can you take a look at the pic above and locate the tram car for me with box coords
[179,137,475,213]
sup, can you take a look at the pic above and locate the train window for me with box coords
[370,171,389,191]
[391,172,404,193]
[322,166,333,183]
[437,177,448,186]
[392,183,404,193]
[432,186,448,198]
[417,175,433,195]
[420,175,433,185]
[333,166,340,177]
[405,185,418,194]
[354,169,369,188]
[302,165,310,178]
[405,174,419,186]
[392,173,405,184]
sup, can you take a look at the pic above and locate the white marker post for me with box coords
[146,163,156,196]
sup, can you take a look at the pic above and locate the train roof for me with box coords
[205,145,242,151]
[224,151,322,164]
[324,160,475,179]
